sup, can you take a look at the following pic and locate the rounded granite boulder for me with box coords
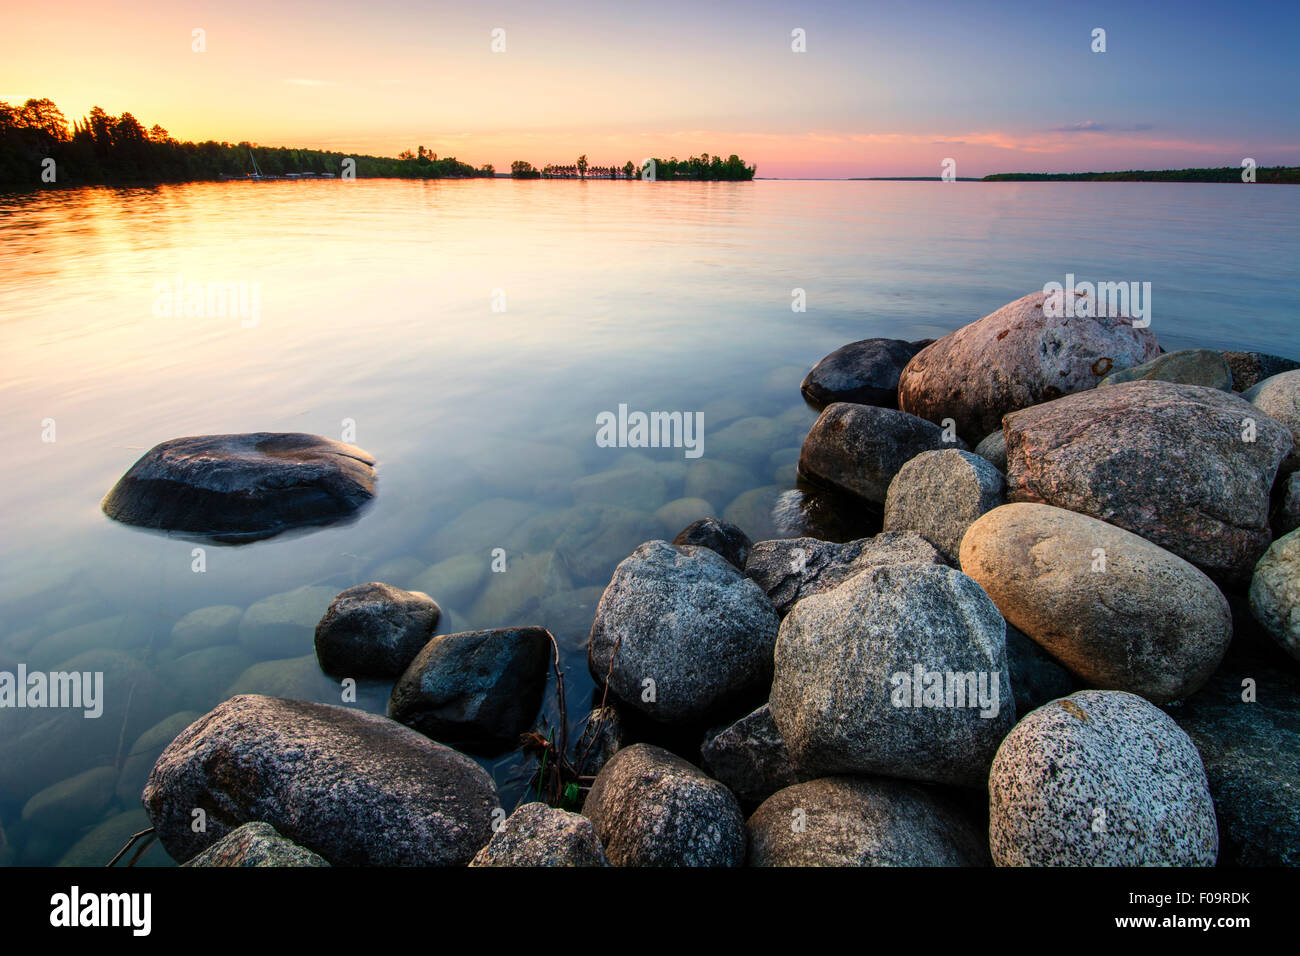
[102,433,376,541]
[314,582,441,678]
[1249,528,1300,663]
[883,448,1006,563]
[470,803,610,867]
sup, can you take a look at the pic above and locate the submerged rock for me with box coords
[700,703,800,805]
[238,585,336,660]
[989,691,1217,866]
[144,695,498,866]
[883,448,1005,563]
[582,744,746,867]
[101,433,376,541]
[314,582,440,678]
[1249,528,1300,663]
[169,605,242,655]
[800,338,924,410]
[1004,380,1292,581]
[470,803,610,867]
[388,626,552,751]
[21,765,117,832]
[1099,348,1233,390]
[672,517,752,569]
[183,822,330,867]
[747,776,989,866]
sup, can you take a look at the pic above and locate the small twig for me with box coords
[107,827,155,867]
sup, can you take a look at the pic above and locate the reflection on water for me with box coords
[0,179,1296,864]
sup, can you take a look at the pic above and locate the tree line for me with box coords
[512,153,756,180]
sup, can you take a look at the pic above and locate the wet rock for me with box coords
[587,541,780,724]
[1004,380,1293,581]
[582,744,746,867]
[672,517,751,569]
[116,711,203,805]
[1099,348,1234,390]
[744,532,943,617]
[654,497,716,537]
[1222,350,1300,392]
[1249,528,1300,663]
[101,433,376,541]
[961,503,1232,703]
[883,449,1005,563]
[237,585,336,659]
[974,430,1007,472]
[898,289,1159,441]
[747,776,989,866]
[573,706,623,778]
[388,626,552,751]
[21,766,117,832]
[470,803,610,867]
[1243,369,1300,474]
[988,690,1218,866]
[170,605,242,655]
[700,704,800,805]
[800,338,924,410]
[770,562,1014,787]
[798,402,965,506]
[314,582,440,678]
[144,695,498,866]
[183,822,330,867]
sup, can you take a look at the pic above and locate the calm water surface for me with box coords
[1,179,1296,864]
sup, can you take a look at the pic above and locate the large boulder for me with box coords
[800,338,925,410]
[747,776,988,866]
[743,532,943,617]
[183,822,330,867]
[797,402,965,506]
[314,582,440,678]
[769,562,1015,787]
[582,744,746,867]
[1248,528,1300,663]
[898,290,1159,441]
[1004,380,1293,581]
[960,503,1232,703]
[700,704,800,805]
[883,449,1005,563]
[101,433,376,541]
[988,691,1217,866]
[388,627,552,751]
[470,803,610,867]
[1099,348,1233,390]
[143,695,498,866]
[1243,369,1300,474]
[587,541,779,724]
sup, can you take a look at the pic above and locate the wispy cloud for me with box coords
[1050,120,1155,133]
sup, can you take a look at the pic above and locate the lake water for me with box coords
[1,179,1296,866]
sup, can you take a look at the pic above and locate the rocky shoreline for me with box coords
[78,289,1300,865]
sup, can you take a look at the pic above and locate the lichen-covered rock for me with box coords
[988,690,1217,866]
[1222,350,1300,392]
[1243,369,1300,474]
[1004,380,1293,581]
[144,695,498,866]
[960,503,1232,703]
[1099,348,1233,390]
[672,517,752,569]
[700,704,800,805]
[470,803,610,867]
[587,541,779,724]
[101,433,376,541]
[898,290,1159,441]
[747,776,989,866]
[183,822,330,867]
[798,402,965,505]
[582,744,746,867]
[1249,528,1300,663]
[388,626,552,751]
[770,562,1014,787]
[743,532,943,617]
[800,338,925,410]
[314,582,440,678]
[883,449,1005,563]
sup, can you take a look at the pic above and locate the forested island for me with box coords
[0,98,756,187]
[981,167,1299,184]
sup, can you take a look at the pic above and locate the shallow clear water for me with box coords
[1,179,1296,865]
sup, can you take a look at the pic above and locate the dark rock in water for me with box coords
[573,706,623,778]
[747,776,989,866]
[470,803,610,867]
[771,481,882,542]
[183,822,330,867]
[798,402,965,506]
[1099,348,1233,390]
[898,290,1159,442]
[800,338,924,410]
[672,517,752,569]
[1004,623,1076,717]
[388,626,552,752]
[314,582,440,678]
[989,691,1218,866]
[582,744,746,867]
[700,704,800,805]
[144,695,498,866]
[1170,664,1300,866]
[1221,350,1300,392]
[883,448,1005,563]
[1004,381,1293,582]
[587,541,780,724]
[744,532,943,617]
[102,433,376,542]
